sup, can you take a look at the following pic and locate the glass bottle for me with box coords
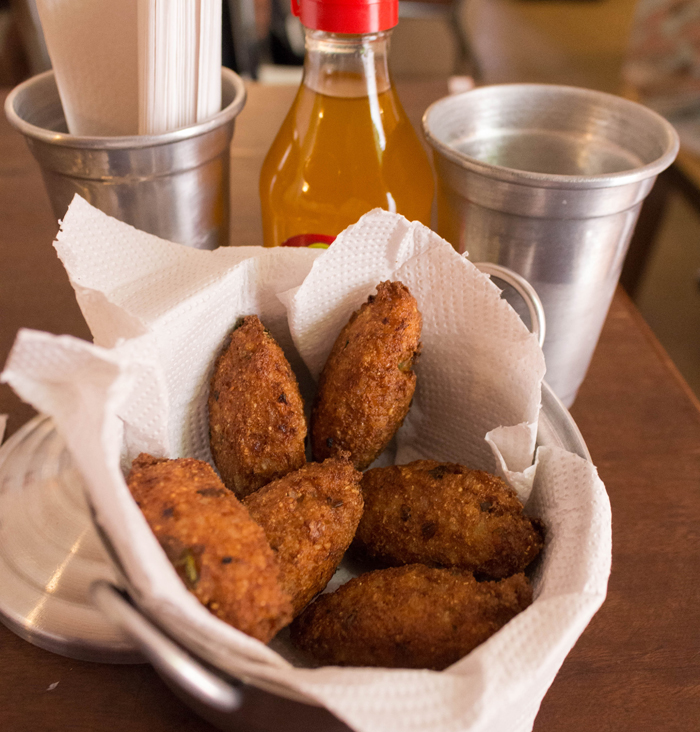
[259,0,434,248]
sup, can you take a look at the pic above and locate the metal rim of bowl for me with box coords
[4,67,247,149]
[421,82,680,190]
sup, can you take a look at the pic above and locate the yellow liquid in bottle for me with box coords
[260,81,434,247]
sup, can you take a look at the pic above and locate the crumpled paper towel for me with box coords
[2,196,611,732]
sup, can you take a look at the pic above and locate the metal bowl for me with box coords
[0,381,588,730]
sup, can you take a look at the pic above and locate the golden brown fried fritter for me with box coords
[244,456,363,616]
[290,564,533,669]
[311,281,422,470]
[354,461,544,579]
[208,315,307,498]
[127,453,293,643]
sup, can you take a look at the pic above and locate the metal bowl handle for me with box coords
[90,580,242,713]
[474,262,546,349]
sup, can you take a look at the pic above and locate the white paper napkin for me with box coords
[1,197,611,732]
[138,0,222,135]
[283,210,546,496]
[36,0,140,136]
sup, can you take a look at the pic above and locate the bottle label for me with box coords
[280,234,335,249]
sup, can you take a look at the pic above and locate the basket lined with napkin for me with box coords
[2,196,611,732]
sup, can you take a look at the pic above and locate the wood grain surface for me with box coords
[1,81,699,732]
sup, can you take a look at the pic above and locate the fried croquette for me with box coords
[244,456,363,616]
[353,461,544,579]
[311,281,422,470]
[290,564,533,670]
[208,315,307,498]
[127,453,293,643]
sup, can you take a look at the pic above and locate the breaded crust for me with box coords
[127,453,293,643]
[290,565,533,670]
[244,456,363,616]
[354,461,544,579]
[311,281,422,470]
[208,315,307,498]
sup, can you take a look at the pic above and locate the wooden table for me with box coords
[1,80,699,732]
[620,145,700,297]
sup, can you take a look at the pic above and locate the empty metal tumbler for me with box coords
[5,68,246,250]
[423,84,679,407]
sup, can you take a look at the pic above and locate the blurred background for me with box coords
[1,0,698,398]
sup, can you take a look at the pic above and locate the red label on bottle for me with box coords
[280,233,336,249]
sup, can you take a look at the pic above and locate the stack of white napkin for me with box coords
[36,0,222,136]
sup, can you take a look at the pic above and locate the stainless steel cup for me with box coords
[422,84,679,406]
[5,68,246,250]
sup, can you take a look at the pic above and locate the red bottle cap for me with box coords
[291,0,398,34]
